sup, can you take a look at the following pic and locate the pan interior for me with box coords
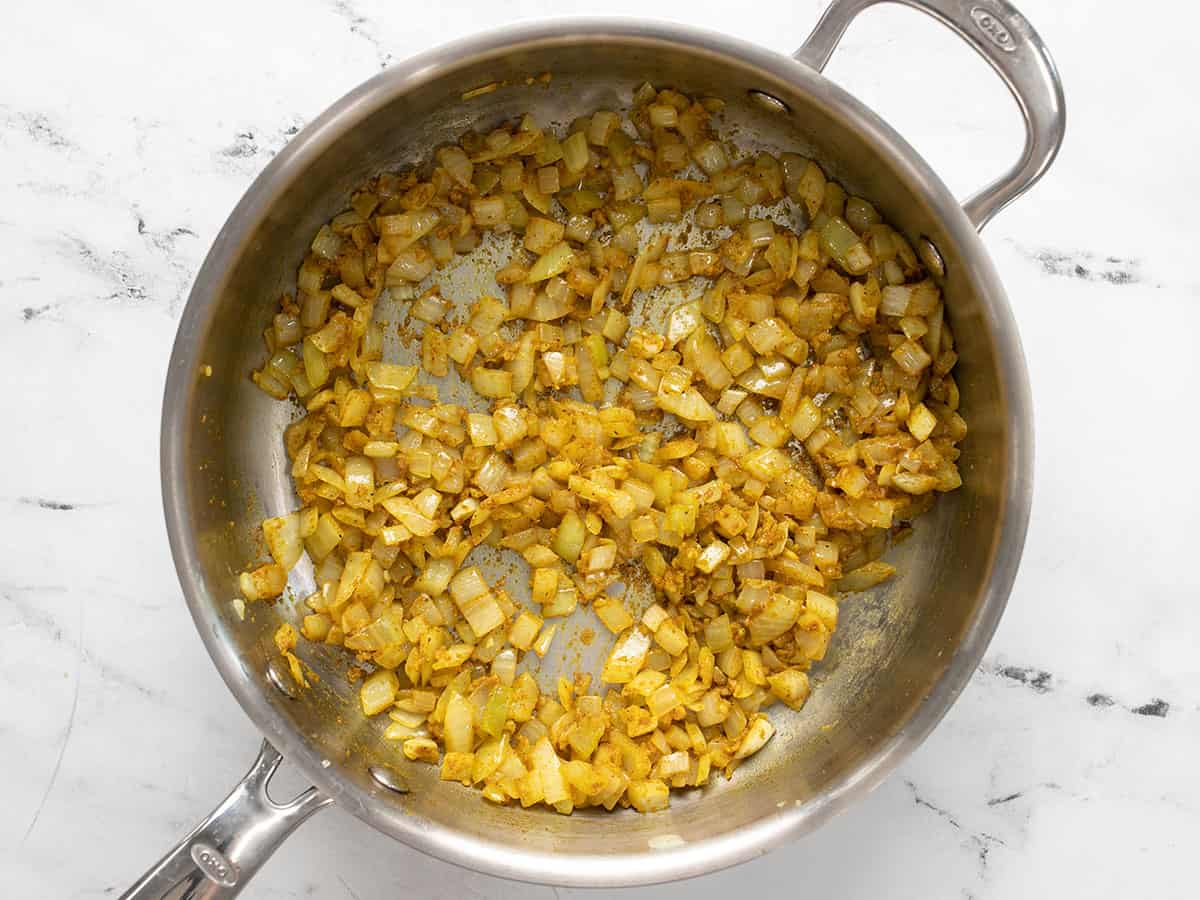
[171,25,1014,882]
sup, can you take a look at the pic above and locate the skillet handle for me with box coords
[795,0,1065,230]
[119,741,331,900]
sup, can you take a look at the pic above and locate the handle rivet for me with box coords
[748,90,790,114]
[369,765,411,794]
[917,237,946,279]
[266,661,298,699]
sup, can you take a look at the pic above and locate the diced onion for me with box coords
[602,627,651,684]
[240,82,967,818]
[262,512,303,571]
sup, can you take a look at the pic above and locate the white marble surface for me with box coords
[2,0,1195,897]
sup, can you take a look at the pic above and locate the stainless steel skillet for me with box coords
[126,1,1062,895]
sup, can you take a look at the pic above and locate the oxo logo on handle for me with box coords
[969,6,1018,52]
[191,842,238,887]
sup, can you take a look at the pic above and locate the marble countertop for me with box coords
[2,0,1195,897]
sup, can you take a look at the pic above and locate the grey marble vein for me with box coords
[0,106,77,151]
[328,0,393,69]
[20,598,83,846]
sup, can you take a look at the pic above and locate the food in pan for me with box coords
[241,82,966,814]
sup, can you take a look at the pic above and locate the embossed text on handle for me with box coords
[191,843,239,888]
[969,6,1017,52]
